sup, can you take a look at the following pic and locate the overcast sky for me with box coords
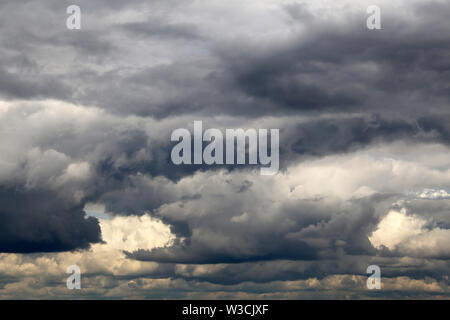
[0,0,449,299]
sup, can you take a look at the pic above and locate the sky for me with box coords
[0,0,449,299]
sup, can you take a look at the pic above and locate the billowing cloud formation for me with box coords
[370,209,450,258]
[0,0,449,298]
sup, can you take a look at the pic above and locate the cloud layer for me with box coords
[0,0,449,298]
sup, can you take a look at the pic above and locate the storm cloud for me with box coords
[0,0,449,299]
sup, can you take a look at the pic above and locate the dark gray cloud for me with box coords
[125,194,392,264]
[0,67,71,100]
[0,187,101,253]
[1,0,449,120]
[121,19,203,41]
